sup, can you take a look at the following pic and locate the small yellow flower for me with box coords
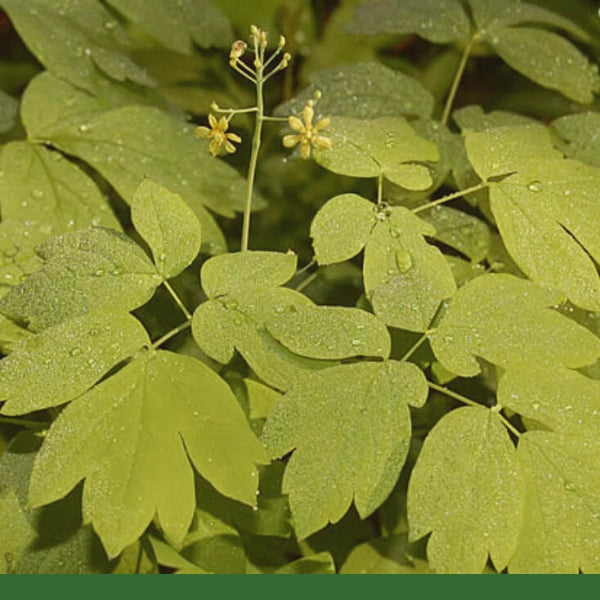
[282,102,332,159]
[194,114,242,156]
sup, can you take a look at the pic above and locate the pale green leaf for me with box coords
[201,251,297,298]
[0,228,161,331]
[275,552,335,574]
[266,305,391,360]
[364,207,456,332]
[0,312,149,415]
[0,314,31,354]
[312,116,439,190]
[551,113,600,167]
[348,0,470,43]
[509,431,600,573]
[499,364,600,438]
[446,256,487,287]
[464,124,561,180]
[131,179,202,279]
[276,62,434,120]
[105,0,232,54]
[0,432,111,574]
[421,205,490,262]
[429,274,600,377]
[0,88,18,134]
[485,27,598,104]
[310,193,375,265]
[0,221,45,297]
[150,536,208,574]
[110,539,158,574]
[29,350,267,558]
[453,105,537,132]
[408,406,523,573]
[340,535,433,574]
[1,0,153,93]
[191,300,236,364]
[0,141,121,234]
[262,361,427,539]
[246,378,282,421]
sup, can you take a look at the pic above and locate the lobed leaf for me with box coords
[364,207,456,332]
[29,350,267,558]
[429,274,600,376]
[1,0,153,93]
[131,179,202,279]
[105,0,232,55]
[0,141,121,235]
[312,116,439,190]
[509,432,600,573]
[0,228,161,331]
[262,361,427,539]
[276,62,434,120]
[0,312,149,415]
[408,406,523,573]
[348,0,470,43]
[266,304,391,360]
[310,193,375,265]
[0,89,18,134]
[551,113,600,168]
[499,364,600,439]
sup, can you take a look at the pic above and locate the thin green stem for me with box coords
[428,382,521,437]
[441,36,474,126]
[262,115,289,122]
[399,333,428,362]
[295,270,320,292]
[215,106,258,115]
[412,182,489,214]
[163,280,192,320]
[241,70,265,251]
[376,174,383,206]
[295,258,316,276]
[0,415,48,430]
[151,320,191,349]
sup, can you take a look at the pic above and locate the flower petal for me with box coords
[314,135,332,150]
[208,114,218,128]
[302,104,314,129]
[282,134,299,148]
[288,116,304,132]
[194,126,211,138]
[218,116,229,132]
[208,138,221,156]
[226,132,242,143]
[315,117,331,131]
[300,141,311,159]
[224,140,237,153]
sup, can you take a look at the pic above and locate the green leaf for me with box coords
[201,251,297,298]
[310,193,375,265]
[364,207,456,332]
[246,379,282,421]
[0,432,112,574]
[105,0,232,54]
[0,88,18,134]
[0,312,149,415]
[0,221,45,297]
[0,141,121,235]
[499,364,600,438]
[551,113,600,167]
[340,535,432,574]
[509,431,600,573]
[348,0,470,43]
[408,406,523,573]
[131,179,202,279]
[266,305,391,360]
[0,228,161,331]
[262,361,427,539]
[420,205,490,262]
[485,27,598,104]
[274,552,335,574]
[453,105,537,132]
[313,116,439,190]
[429,274,600,377]
[0,314,31,354]
[190,300,236,364]
[466,127,600,309]
[1,0,153,93]
[29,350,267,558]
[276,62,435,120]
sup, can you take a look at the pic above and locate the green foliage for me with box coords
[1,0,600,575]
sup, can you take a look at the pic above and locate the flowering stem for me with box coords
[151,320,191,349]
[163,280,192,320]
[241,70,265,251]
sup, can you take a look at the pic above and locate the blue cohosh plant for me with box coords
[1,0,600,575]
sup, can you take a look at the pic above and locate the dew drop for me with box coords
[395,249,414,273]
[527,180,543,193]
[30,189,44,199]
[70,347,81,357]
[564,480,576,492]
[94,268,105,277]
[226,301,239,310]
[351,339,361,347]
[78,124,91,133]
[275,306,285,314]
[532,401,541,410]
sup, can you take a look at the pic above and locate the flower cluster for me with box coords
[283,96,332,159]
[194,114,241,157]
